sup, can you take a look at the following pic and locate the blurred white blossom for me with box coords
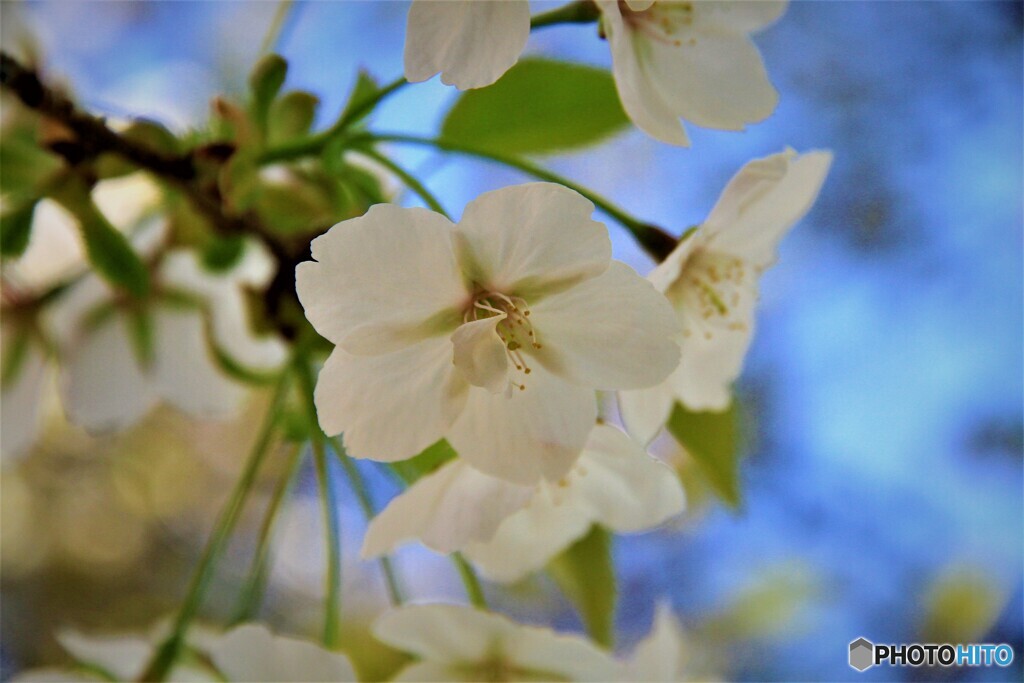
[373,603,619,681]
[51,237,285,433]
[363,424,684,584]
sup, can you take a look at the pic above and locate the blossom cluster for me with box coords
[1,0,834,681]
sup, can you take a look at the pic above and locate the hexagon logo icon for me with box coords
[849,637,874,671]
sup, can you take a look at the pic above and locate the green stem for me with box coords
[296,356,342,648]
[354,133,677,260]
[531,1,601,29]
[353,147,449,218]
[259,0,296,55]
[229,443,305,625]
[452,553,488,609]
[138,373,290,682]
[328,436,406,606]
[258,77,407,164]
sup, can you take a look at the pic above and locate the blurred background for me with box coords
[1,1,1021,681]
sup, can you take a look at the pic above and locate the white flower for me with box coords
[53,237,286,433]
[373,603,618,681]
[622,603,691,682]
[12,623,355,683]
[597,0,787,146]
[619,149,832,444]
[362,424,684,583]
[297,182,679,485]
[402,1,785,146]
[202,623,357,682]
[404,0,530,89]
[10,628,211,682]
[1,173,161,460]
[0,321,50,463]
[463,423,684,582]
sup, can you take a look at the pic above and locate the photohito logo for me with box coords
[848,637,1015,671]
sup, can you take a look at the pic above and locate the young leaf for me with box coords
[52,179,150,298]
[440,58,629,156]
[1,199,38,258]
[667,401,743,509]
[268,91,320,145]
[388,439,457,485]
[202,234,246,272]
[249,53,288,133]
[547,526,616,649]
[339,70,380,127]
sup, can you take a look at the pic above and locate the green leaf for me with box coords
[440,58,629,156]
[339,70,380,127]
[0,132,62,193]
[1,325,32,389]
[218,151,261,212]
[52,182,151,298]
[1,199,38,258]
[127,307,155,368]
[268,91,320,145]
[388,439,457,485]
[667,401,743,509]
[249,53,288,133]
[120,119,181,155]
[547,526,616,648]
[201,235,246,273]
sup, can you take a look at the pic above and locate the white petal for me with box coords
[618,377,676,446]
[464,488,593,583]
[670,278,758,411]
[92,172,162,232]
[151,307,247,417]
[455,183,611,297]
[572,424,684,531]
[373,604,505,663]
[159,243,287,372]
[362,459,532,557]
[694,0,787,33]
[207,624,357,682]
[466,425,683,582]
[451,316,509,393]
[705,150,833,268]
[497,620,620,682]
[646,230,706,296]
[641,27,778,131]
[56,630,152,682]
[314,336,467,461]
[404,0,530,90]
[625,603,688,682]
[60,315,157,432]
[7,199,86,292]
[625,0,655,10]
[600,1,691,146]
[447,361,595,485]
[392,662,470,682]
[297,204,466,351]
[1,335,48,463]
[10,669,103,682]
[530,262,680,390]
[46,275,113,348]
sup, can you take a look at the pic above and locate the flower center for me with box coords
[677,249,751,340]
[620,1,697,47]
[465,290,542,391]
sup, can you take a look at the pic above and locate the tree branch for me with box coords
[0,51,271,241]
